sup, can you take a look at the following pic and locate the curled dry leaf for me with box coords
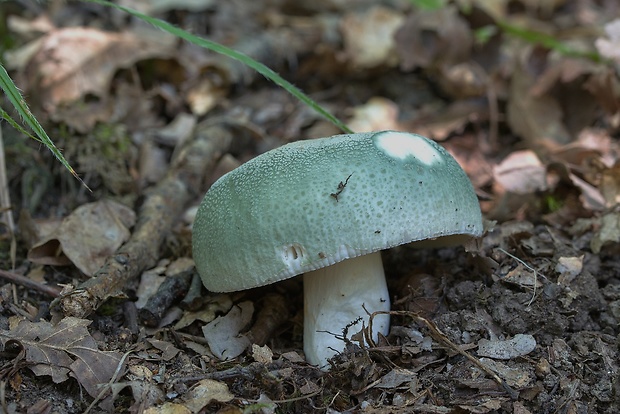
[28,200,136,276]
[493,150,547,194]
[0,317,124,400]
[24,27,175,110]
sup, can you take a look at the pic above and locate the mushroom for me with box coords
[192,131,483,369]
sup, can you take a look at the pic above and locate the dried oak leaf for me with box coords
[0,317,124,399]
[27,200,136,276]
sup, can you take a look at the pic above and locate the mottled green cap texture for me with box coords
[192,131,483,292]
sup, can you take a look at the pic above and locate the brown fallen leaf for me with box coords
[493,150,548,194]
[0,317,124,400]
[182,379,234,412]
[507,48,571,149]
[27,200,136,276]
[394,6,472,71]
[24,26,175,110]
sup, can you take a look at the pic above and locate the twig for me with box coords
[179,272,205,311]
[122,301,139,334]
[51,124,233,318]
[139,272,192,327]
[0,269,61,297]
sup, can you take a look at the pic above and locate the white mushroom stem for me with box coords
[303,251,391,369]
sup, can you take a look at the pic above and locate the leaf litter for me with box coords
[0,317,124,408]
[1,0,620,413]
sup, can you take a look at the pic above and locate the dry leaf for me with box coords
[590,212,620,253]
[375,368,417,389]
[340,6,404,69]
[598,163,620,207]
[493,150,547,194]
[478,358,533,388]
[28,200,136,276]
[251,344,273,364]
[507,50,570,149]
[595,19,620,63]
[143,402,192,414]
[394,6,472,71]
[202,301,254,360]
[182,379,234,412]
[174,294,233,330]
[24,27,175,110]
[567,172,606,211]
[147,339,181,361]
[0,317,124,400]
[347,97,402,132]
[556,255,583,285]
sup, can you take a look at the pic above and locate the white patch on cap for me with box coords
[374,131,441,165]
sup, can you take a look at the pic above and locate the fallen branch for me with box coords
[51,124,232,318]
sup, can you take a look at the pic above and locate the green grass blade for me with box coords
[0,64,90,189]
[497,20,602,62]
[85,0,352,134]
[0,107,42,143]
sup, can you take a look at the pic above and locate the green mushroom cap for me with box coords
[192,131,483,292]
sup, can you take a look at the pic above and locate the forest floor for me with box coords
[1,0,620,413]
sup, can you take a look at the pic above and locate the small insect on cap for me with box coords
[192,130,483,292]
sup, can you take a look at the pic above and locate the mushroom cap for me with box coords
[193,131,483,292]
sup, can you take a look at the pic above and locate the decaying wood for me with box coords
[180,273,205,311]
[139,272,192,327]
[51,124,233,318]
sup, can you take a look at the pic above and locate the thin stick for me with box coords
[0,269,61,297]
